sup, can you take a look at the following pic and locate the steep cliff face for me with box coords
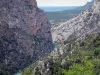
[0,0,52,40]
[52,0,100,43]
[0,0,53,74]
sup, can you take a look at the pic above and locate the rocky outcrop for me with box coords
[52,0,100,44]
[0,0,53,74]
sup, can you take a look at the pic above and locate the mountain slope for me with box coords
[46,1,94,21]
[31,32,100,75]
[0,0,53,74]
[52,0,100,44]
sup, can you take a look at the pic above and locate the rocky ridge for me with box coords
[52,0,100,44]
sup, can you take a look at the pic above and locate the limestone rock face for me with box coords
[0,0,52,41]
[52,0,100,43]
[0,0,53,74]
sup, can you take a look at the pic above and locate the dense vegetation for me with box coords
[21,33,100,75]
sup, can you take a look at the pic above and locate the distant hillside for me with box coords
[39,7,78,12]
[46,1,94,21]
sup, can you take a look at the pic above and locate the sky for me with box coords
[36,0,92,7]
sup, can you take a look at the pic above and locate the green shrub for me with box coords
[34,67,41,75]
[21,68,33,75]
[62,60,94,75]
[93,60,100,75]
[94,47,100,57]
